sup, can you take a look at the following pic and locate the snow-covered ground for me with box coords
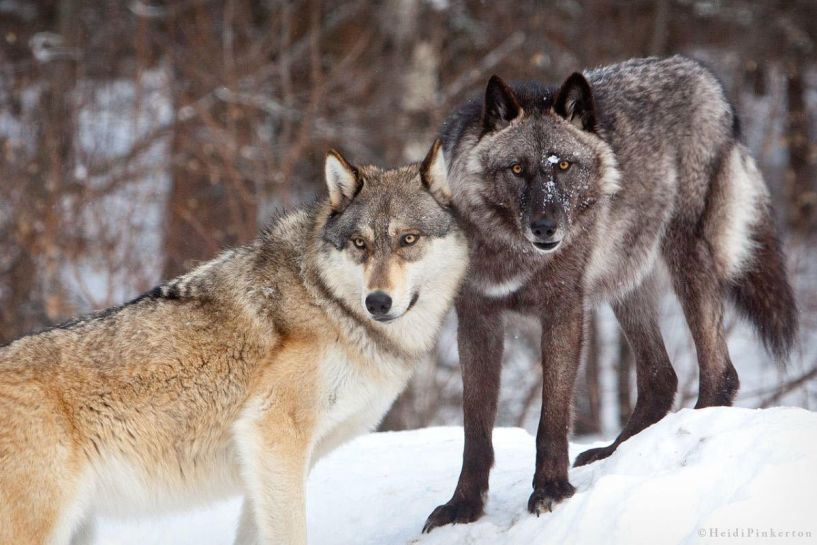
[97,407,817,545]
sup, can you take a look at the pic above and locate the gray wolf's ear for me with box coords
[482,75,523,133]
[554,72,597,132]
[325,149,362,212]
[420,139,451,207]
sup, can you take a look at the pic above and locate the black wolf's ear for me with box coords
[325,149,362,212]
[420,138,451,207]
[482,75,523,133]
[553,72,596,132]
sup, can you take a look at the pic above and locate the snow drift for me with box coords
[98,407,817,544]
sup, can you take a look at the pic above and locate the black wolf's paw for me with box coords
[573,444,616,467]
[422,497,484,533]
[527,480,575,516]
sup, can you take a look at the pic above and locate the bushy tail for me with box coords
[728,207,798,363]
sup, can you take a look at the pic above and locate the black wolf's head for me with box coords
[452,74,620,254]
[318,140,467,328]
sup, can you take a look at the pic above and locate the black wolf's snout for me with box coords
[530,216,558,240]
[528,210,563,252]
[527,177,565,252]
[365,291,392,318]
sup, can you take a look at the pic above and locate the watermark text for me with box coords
[699,527,813,539]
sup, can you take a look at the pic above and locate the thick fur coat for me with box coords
[423,55,796,532]
[0,142,468,545]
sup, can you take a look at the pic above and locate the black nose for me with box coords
[530,217,558,239]
[365,291,392,317]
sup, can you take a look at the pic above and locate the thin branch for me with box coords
[439,31,526,104]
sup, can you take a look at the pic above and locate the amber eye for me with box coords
[401,233,418,246]
[558,160,571,171]
[511,163,524,176]
[352,237,366,249]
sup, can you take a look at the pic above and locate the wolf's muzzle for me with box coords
[529,216,562,252]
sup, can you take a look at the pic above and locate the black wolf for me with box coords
[423,55,796,531]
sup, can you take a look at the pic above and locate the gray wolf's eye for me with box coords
[511,163,524,176]
[558,160,571,171]
[400,233,419,247]
[352,236,366,249]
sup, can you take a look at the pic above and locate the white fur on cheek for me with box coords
[386,234,468,354]
[596,144,622,195]
[568,122,621,196]
[318,247,365,314]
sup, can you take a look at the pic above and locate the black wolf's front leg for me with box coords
[423,295,503,533]
[528,292,583,515]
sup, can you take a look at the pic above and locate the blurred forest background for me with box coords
[1,0,815,437]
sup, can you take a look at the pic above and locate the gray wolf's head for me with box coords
[318,140,467,325]
[456,74,620,254]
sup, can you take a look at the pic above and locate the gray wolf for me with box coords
[423,55,796,531]
[0,140,467,545]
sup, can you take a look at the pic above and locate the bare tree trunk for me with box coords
[616,333,633,427]
[785,54,816,235]
[0,235,41,343]
[163,128,228,278]
[574,312,602,435]
[38,0,79,322]
[649,0,670,56]
[378,0,430,432]
[163,5,257,279]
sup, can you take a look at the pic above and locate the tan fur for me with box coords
[364,255,407,293]
[0,146,467,545]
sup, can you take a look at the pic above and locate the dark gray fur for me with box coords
[423,55,797,532]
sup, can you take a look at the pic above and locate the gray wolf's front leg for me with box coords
[234,411,309,545]
[70,519,96,545]
[234,498,260,545]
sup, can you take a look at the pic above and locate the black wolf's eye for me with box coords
[511,163,524,176]
[352,236,366,249]
[400,233,419,247]
[558,160,571,171]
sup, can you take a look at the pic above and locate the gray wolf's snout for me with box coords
[365,291,392,319]
[530,215,561,251]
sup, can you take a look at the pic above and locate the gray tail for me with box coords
[728,207,798,363]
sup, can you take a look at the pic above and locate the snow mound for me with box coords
[98,407,817,544]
